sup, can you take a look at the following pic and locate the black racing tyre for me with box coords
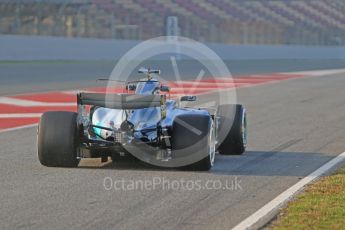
[37,111,80,167]
[186,153,213,171]
[217,104,247,155]
[171,114,215,171]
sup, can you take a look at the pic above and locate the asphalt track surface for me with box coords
[2,59,345,95]
[1,61,345,229]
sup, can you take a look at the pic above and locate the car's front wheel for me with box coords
[217,104,247,155]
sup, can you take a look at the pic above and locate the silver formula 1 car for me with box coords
[37,68,247,171]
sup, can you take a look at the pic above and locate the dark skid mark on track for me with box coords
[271,139,304,152]
[231,139,303,172]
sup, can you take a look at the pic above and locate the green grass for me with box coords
[270,166,345,230]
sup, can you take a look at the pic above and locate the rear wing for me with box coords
[77,93,166,110]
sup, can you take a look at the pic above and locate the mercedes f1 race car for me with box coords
[37,68,247,171]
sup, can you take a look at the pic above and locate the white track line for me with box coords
[0,123,38,134]
[0,113,42,118]
[62,90,93,94]
[0,97,74,107]
[287,68,345,77]
[232,151,345,230]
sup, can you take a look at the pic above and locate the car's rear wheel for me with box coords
[37,111,80,167]
[188,119,216,171]
[171,114,215,171]
[217,104,247,155]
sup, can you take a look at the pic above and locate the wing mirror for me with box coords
[180,96,197,101]
[160,85,170,92]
